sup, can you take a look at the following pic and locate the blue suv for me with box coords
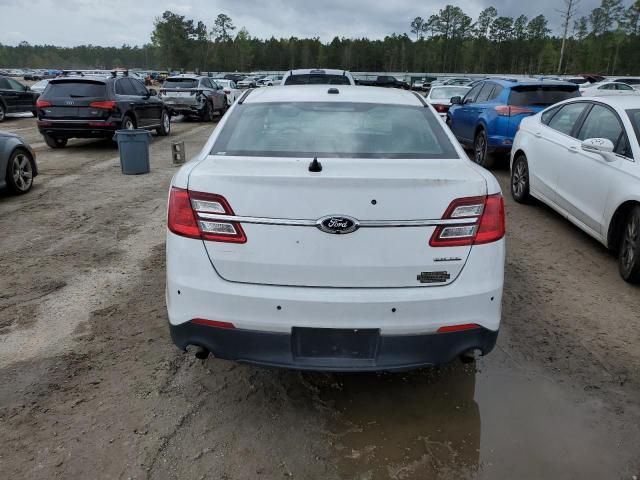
[447,79,580,168]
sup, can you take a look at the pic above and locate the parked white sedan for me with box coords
[511,96,640,282]
[579,81,639,97]
[166,85,505,371]
[426,85,471,118]
[215,79,242,106]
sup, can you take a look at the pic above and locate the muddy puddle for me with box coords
[303,347,640,479]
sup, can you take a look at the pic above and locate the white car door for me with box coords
[530,102,590,204]
[554,103,631,235]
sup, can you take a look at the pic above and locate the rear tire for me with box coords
[511,154,531,204]
[44,135,67,149]
[619,206,640,283]
[156,110,171,136]
[218,101,228,117]
[201,101,214,122]
[6,149,34,194]
[473,129,494,169]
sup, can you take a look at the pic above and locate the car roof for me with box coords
[50,75,109,83]
[243,85,423,106]
[484,78,577,88]
[166,75,201,80]
[287,69,350,76]
[567,96,640,109]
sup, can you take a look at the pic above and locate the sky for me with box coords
[0,0,606,47]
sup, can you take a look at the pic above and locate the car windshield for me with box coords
[46,81,106,97]
[430,87,470,100]
[163,78,198,88]
[210,102,458,159]
[509,85,580,106]
[284,75,351,85]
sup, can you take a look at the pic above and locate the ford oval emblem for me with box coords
[316,215,360,235]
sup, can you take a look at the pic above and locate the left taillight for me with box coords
[430,194,505,247]
[167,187,246,243]
[432,103,449,113]
[36,99,51,108]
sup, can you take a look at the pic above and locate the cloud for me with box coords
[0,0,607,47]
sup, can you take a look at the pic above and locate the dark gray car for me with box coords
[159,76,227,121]
[0,131,37,194]
[0,76,38,122]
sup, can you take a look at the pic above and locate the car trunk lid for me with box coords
[187,156,487,288]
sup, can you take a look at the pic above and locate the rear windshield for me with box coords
[565,78,588,85]
[163,78,198,88]
[46,81,106,97]
[211,102,458,159]
[430,87,470,100]
[509,85,579,107]
[284,75,351,85]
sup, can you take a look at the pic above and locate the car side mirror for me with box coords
[450,96,462,105]
[148,88,157,96]
[581,138,616,161]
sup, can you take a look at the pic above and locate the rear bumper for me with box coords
[170,322,499,371]
[163,100,202,115]
[166,232,504,340]
[487,134,515,151]
[37,120,119,139]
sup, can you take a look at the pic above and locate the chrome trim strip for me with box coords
[196,213,477,227]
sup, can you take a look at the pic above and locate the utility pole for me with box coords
[557,0,580,75]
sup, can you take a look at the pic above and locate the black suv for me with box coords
[0,76,39,122]
[36,74,170,148]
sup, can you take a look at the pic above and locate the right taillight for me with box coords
[430,194,505,247]
[495,105,534,116]
[89,100,116,110]
[167,187,246,243]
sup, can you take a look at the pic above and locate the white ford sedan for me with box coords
[166,85,505,371]
[511,96,640,283]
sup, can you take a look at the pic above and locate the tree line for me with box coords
[1,0,640,75]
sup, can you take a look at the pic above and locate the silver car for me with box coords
[0,132,37,194]
[159,76,228,121]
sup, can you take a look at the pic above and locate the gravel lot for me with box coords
[0,112,639,479]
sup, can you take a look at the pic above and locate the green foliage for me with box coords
[1,1,640,75]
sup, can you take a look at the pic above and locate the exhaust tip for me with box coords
[195,346,210,360]
[459,348,480,364]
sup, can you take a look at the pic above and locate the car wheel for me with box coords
[156,110,171,136]
[511,154,531,204]
[473,129,494,169]
[201,101,214,122]
[44,135,67,149]
[0,103,5,122]
[619,206,640,283]
[6,149,34,194]
[219,101,228,117]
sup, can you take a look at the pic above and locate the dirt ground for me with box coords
[0,112,639,480]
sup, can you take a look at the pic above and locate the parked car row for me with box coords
[422,76,640,283]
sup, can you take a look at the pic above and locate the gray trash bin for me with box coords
[113,129,152,175]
